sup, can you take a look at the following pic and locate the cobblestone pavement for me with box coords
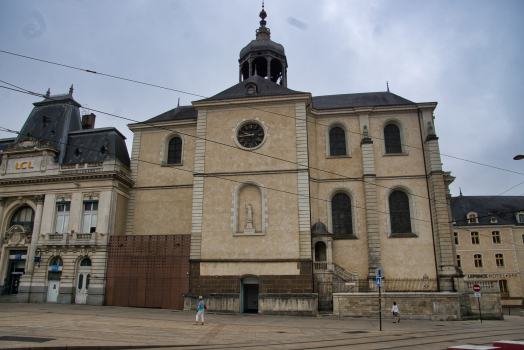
[0,303,523,350]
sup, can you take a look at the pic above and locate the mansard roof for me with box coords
[450,196,524,226]
[312,91,415,110]
[63,128,130,167]
[199,75,305,102]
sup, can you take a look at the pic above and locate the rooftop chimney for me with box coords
[82,113,96,130]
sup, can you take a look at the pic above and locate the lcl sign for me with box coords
[15,161,35,170]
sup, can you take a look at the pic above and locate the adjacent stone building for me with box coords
[0,87,131,305]
[451,195,524,310]
[122,6,463,318]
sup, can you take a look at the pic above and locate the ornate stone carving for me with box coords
[83,192,100,200]
[56,193,72,202]
[6,137,55,151]
[4,225,32,246]
[34,194,45,204]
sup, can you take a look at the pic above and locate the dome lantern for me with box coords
[238,2,288,87]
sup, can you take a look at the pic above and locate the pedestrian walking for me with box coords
[391,301,399,323]
[194,296,206,325]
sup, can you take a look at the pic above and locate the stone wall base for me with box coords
[184,292,318,316]
[184,293,239,313]
[333,292,462,321]
[259,293,318,316]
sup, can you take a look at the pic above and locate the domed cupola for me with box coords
[239,2,288,87]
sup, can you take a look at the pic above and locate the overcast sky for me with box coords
[1,0,523,197]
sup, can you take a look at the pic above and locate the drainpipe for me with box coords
[418,109,440,292]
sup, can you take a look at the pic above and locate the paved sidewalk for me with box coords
[0,303,523,350]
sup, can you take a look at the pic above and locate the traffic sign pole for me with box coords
[379,284,382,331]
[473,284,482,323]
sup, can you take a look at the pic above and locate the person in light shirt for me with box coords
[391,301,399,323]
[194,296,206,325]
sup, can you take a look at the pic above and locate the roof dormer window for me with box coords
[467,212,478,224]
[516,212,524,224]
[490,217,498,223]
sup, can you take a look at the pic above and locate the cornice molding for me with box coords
[194,168,308,177]
[0,171,134,188]
[192,93,311,108]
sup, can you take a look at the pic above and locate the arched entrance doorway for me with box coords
[47,256,63,302]
[241,276,259,314]
[75,257,91,304]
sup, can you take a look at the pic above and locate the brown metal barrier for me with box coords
[105,235,190,309]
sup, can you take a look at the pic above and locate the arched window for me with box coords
[329,127,346,156]
[332,193,353,235]
[50,256,63,267]
[80,258,91,266]
[389,191,411,233]
[314,241,327,262]
[10,206,35,231]
[384,124,402,153]
[167,137,182,164]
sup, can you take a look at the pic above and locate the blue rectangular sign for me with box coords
[376,277,381,287]
[51,265,59,272]
[34,257,40,263]
[14,254,22,260]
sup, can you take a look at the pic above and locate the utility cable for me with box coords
[0,80,512,223]
[1,49,523,177]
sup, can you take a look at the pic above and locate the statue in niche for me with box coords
[363,125,369,138]
[244,203,255,234]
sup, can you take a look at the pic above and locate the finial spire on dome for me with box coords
[256,0,271,40]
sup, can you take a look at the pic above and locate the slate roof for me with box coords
[140,105,197,124]
[312,92,415,110]
[200,75,305,102]
[63,128,130,168]
[16,94,83,163]
[5,90,130,167]
[239,38,286,59]
[450,196,524,226]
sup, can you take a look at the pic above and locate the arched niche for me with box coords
[232,181,266,236]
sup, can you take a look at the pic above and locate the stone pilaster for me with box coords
[126,130,142,235]
[358,110,381,277]
[17,194,44,303]
[0,197,6,241]
[190,109,207,260]
[420,107,458,291]
[295,102,311,258]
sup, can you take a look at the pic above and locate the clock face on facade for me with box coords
[237,123,265,148]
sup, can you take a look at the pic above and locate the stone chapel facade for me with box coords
[124,7,464,318]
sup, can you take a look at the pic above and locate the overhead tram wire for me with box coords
[0,80,519,225]
[2,123,523,250]
[0,125,433,229]
[3,51,524,221]
[1,116,523,250]
[1,49,523,177]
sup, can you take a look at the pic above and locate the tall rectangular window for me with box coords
[495,253,505,268]
[54,202,70,234]
[499,280,509,298]
[454,232,459,245]
[82,201,98,233]
[474,254,483,268]
[492,231,501,244]
[471,232,480,245]
[457,255,462,268]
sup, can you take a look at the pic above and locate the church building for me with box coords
[118,5,465,318]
